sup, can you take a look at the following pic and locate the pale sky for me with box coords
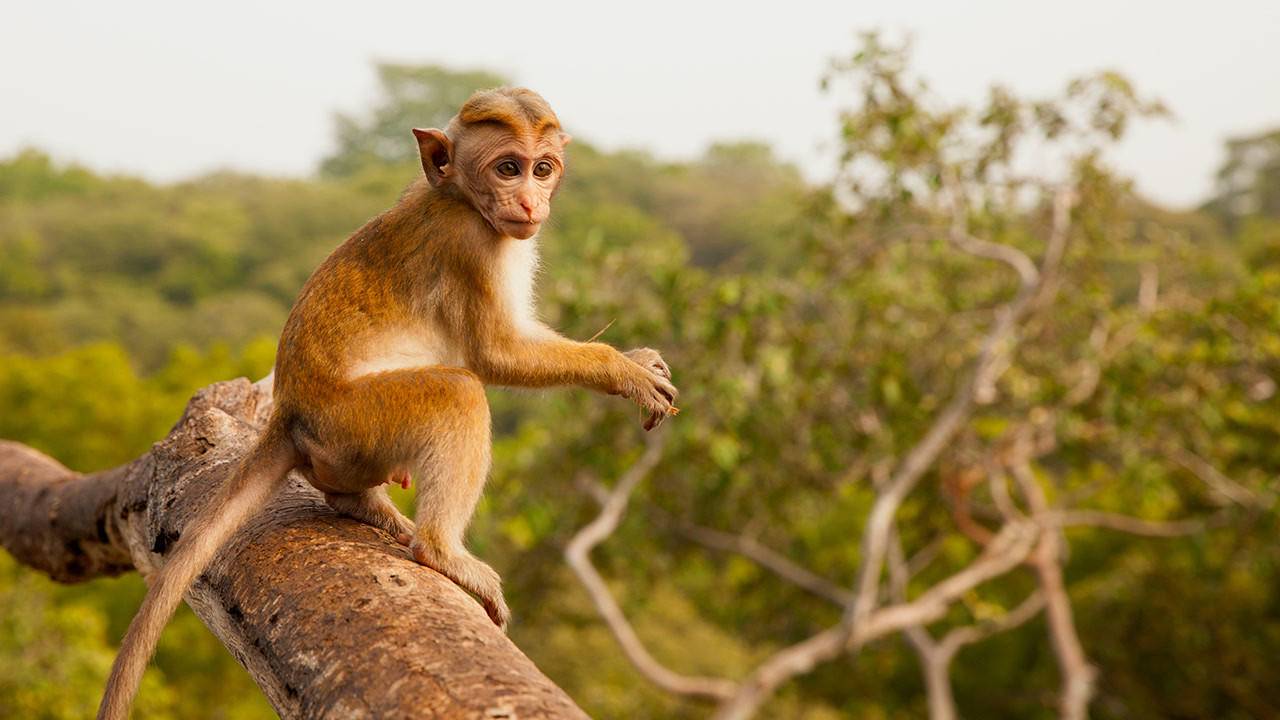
[3,1,1278,208]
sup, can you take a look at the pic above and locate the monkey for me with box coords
[96,87,678,720]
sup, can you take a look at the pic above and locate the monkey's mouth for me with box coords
[496,211,545,225]
[495,217,541,239]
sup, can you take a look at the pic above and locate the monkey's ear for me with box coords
[558,132,572,147]
[413,128,453,186]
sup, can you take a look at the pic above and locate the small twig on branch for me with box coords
[1047,509,1208,537]
[673,522,853,606]
[1063,319,1109,406]
[939,590,1046,653]
[1163,444,1272,510]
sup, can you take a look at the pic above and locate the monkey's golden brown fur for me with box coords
[97,87,677,720]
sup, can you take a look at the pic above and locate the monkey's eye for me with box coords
[496,160,521,178]
[533,160,555,179]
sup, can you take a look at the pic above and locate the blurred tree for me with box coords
[0,554,178,720]
[320,64,509,177]
[1206,127,1280,230]
[0,149,100,203]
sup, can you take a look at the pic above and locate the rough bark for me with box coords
[0,377,588,720]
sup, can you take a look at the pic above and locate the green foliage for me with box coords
[320,64,509,177]
[0,340,274,472]
[1207,128,1280,230]
[0,554,177,720]
[2,39,1278,719]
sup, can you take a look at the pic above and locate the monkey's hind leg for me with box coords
[411,462,510,631]
[408,373,510,630]
[319,367,509,629]
[324,487,415,546]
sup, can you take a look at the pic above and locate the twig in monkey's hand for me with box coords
[95,87,678,720]
[585,318,616,343]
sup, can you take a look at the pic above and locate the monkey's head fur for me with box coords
[413,87,571,240]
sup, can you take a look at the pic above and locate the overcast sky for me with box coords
[3,1,1277,208]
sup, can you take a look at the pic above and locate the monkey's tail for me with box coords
[97,419,299,720]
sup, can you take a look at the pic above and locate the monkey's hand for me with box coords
[622,347,678,430]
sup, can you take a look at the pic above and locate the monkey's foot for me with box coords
[325,490,415,546]
[410,539,510,631]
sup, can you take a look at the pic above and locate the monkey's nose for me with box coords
[518,197,535,220]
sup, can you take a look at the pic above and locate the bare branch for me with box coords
[710,521,1038,720]
[988,468,1023,521]
[1031,187,1077,308]
[563,435,737,701]
[709,183,1078,720]
[1048,509,1207,537]
[1063,319,1109,406]
[572,471,611,507]
[888,529,959,720]
[1011,461,1097,720]
[889,527,1046,720]
[906,535,945,579]
[944,173,1041,290]
[1164,444,1271,509]
[937,591,1046,655]
[1138,262,1159,313]
[675,522,853,606]
[849,183,1075,632]
[863,521,1038,643]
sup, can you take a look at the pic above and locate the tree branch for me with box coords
[0,378,586,719]
[1163,444,1272,510]
[673,521,853,606]
[888,529,961,720]
[707,183,1077,720]
[1047,509,1208,537]
[1011,460,1096,720]
[888,528,1044,720]
[563,434,738,702]
[709,520,1038,720]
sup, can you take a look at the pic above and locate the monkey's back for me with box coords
[270,182,488,419]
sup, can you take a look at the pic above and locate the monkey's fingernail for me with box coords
[667,406,681,415]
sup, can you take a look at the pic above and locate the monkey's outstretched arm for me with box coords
[467,323,678,420]
[96,421,299,720]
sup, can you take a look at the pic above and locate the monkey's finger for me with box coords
[646,385,673,412]
[654,376,679,404]
[651,359,672,380]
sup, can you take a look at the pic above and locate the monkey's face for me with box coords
[452,125,568,240]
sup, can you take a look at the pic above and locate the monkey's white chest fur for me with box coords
[496,236,542,335]
[345,237,542,381]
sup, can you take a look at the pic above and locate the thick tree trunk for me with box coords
[0,377,587,719]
